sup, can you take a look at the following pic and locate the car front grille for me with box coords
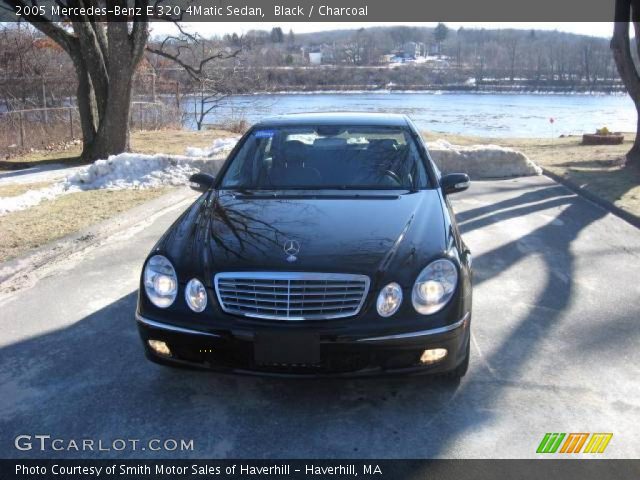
[214,272,370,320]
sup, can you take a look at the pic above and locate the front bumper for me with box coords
[136,312,470,378]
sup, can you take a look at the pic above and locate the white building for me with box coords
[309,52,322,65]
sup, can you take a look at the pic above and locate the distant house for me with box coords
[308,52,322,65]
[401,42,426,58]
[302,44,335,65]
[428,43,441,56]
[387,41,427,63]
[390,55,409,64]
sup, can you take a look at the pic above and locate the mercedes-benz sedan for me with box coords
[136,112,472,378]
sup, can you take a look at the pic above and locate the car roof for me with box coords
[253,112,411,128]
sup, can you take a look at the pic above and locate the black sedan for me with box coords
[136,112,473,378]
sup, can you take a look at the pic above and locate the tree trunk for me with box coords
[83,69,134,161]
[630,101,640,165]
[611,0,640,167]
[71,56,97,153]
[82,22,132,160]
[15,11,149,163]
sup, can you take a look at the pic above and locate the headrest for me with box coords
[284,140,308,151]
[368,139,399,150]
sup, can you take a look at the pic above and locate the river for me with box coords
[181,91,635,138]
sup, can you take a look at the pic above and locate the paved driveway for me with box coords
[1,176,638,459]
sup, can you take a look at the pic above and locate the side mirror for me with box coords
[189,173,215,193]
[440,173,470,195]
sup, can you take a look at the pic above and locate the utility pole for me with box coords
[69,108,74,139]
[151,70,157,103]
[42,78,48,124]
[19,111,25,148]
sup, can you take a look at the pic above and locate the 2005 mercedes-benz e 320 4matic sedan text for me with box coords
[136,112,473,378]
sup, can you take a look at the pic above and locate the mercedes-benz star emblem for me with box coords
[283,239,300,262]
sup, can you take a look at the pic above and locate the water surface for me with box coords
[183,92,635,138]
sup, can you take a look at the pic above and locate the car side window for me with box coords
[223,136,272,187]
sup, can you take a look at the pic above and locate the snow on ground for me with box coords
[0,137,239,216]
[428,140,542,178]
[0,183,69,216]
[0,136,539,215]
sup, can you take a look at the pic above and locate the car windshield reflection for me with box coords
[219,126,429,191]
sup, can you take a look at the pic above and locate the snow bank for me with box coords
[428,140,542,178]
[185,137,238,158]
[65,153,222,190]
[0,137,239,216]
[68,136,239,190]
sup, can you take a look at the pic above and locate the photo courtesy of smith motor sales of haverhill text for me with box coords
[16,462,381,476]
[0,0,639,479]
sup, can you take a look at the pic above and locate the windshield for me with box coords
[219,125,429,190]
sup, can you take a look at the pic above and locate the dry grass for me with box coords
[1,129,236,170]
[0,181,52,198]
[0,188,168,262]
[131,129,235,155]
[423,131,640,218]
[0,129,238,262]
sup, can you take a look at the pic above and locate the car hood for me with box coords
[157,189,447,288]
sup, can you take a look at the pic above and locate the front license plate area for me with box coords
[254,332,320,365]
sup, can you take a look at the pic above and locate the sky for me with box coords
[150,22,614,39]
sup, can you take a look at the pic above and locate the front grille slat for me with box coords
[214,272,370,321]
[224,301,288,311]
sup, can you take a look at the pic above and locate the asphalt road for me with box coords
[0,163,86,186]
[1,176,639,459]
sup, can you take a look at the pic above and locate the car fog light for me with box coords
[148,339,171,357]
[420,348,447,364]
[185,278,207,312]
[376,282,403,317]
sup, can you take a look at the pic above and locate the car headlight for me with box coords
[185,278,207,312]
[376,282,403,317]
[412,258,458,315]
[144,255,178,308]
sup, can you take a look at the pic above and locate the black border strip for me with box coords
[0,0,617,22]
[3,459,640,480]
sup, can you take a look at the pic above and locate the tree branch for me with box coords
[5,0,76,55]
[130,0,149,64]
[146,41,240,82]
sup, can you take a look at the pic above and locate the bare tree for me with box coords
[2,0,152,161]
[611,0,640,167]
[147,32,241,130]
[504,32,519,82]
[0,24,72,109]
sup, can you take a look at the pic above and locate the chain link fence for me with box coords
[0,101,182,158]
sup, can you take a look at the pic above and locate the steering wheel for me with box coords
[382,170,402,186]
